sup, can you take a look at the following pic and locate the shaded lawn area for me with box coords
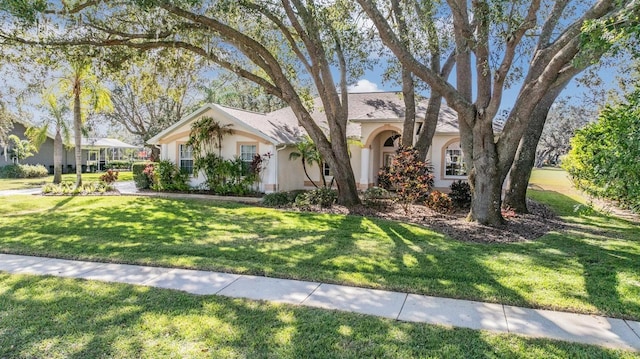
[0,273,635,359]
[0,172,133,191]
[1,190,639,321]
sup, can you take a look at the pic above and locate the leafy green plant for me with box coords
[425,191,453,214]
[449,180,471,209]
[563,89,640,212]
[108,160,132,170]
[261,192,292,207]
[0,164,49,178]
[42,181,116,195]
[296,187,337,208]
[194,154,257,196]
[152,160,189,191]
[377,146,434,214]
[362,186,393,209]
[132,162,155,189]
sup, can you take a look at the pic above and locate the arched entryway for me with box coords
[360,126,401,189]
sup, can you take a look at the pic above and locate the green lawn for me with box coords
[0,172,133,191]
[1,168,639,321]
[0,273,634,359]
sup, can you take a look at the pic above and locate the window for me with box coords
[179,144,193,174]
[239,144,257,174]
[383,134,401,147]
[445,142,467,176]
[323,162,332,176]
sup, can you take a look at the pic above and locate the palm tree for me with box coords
[58,59,112,187]
[26,93,71,184]
[289,135,325,188]
[187,116,233,158]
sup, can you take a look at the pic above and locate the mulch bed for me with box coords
[290,199,565,244]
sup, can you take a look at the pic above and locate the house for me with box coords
[0,117,75,171]
[1,118,138,172]
[147,92,467,192]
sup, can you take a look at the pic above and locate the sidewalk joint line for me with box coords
[215,274,242,295]
[300,282,323,304]
[395,293,409,321]
[624,319,640,341]
[502,304,511,333]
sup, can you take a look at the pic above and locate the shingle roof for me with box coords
[149,92,460,145]
[265,91,459,140]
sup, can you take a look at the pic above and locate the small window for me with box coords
[240,144,257,162]
[179,144,193,174]
[445,142,467,176]
[239,144,257,174]
[383,134,401,147]
[323,162,332,176]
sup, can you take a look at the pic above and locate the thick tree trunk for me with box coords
[467,116,505,225]
[74,80,83,188]
[401,69,416,147]
[326,148,359,206]
[503,84,567,213]
[53,130,63,184]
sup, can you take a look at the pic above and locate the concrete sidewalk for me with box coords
[0,253,638,352]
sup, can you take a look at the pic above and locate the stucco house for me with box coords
[147,91,467,193]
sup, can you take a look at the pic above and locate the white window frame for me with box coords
[179,144,194,174]
[443,141,467,178]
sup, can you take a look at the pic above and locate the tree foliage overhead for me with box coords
[0,0,374,205]
[563,88,640,212]
[106,48,205,147]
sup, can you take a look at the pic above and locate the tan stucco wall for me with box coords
[431,134,464,188]
[157,108,278,192]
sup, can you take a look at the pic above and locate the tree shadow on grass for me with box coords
[493,190,640,319]
[0,273,630,358]
[1,194,639,320]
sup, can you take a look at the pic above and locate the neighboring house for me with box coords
[1,118,137,172]
[0,118,75,170]
[148,91,467,193]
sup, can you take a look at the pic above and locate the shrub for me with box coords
[152,160,190,191]
[132,162,155,189]
[42,181,116,195]
[99,169,119,184]
[563,89,640,212]
[425,191,453,214]
[194,153,257,195]
[449,180,471,209]
[262,192,292,207]
[108,160,132,170]
[300,187,337,208]
[0,164,48,178]
[362,186,394,209]
[377,146,434,214]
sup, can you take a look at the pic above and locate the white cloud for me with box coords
[348,79,381,93]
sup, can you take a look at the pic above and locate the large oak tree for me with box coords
[358,0,637,224]
[0,0,372,205]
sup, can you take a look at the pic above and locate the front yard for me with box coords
[1,169,639,321]
[0,172,133,191]
[1,273,633,358]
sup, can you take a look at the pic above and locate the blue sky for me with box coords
[348,61,624,114]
